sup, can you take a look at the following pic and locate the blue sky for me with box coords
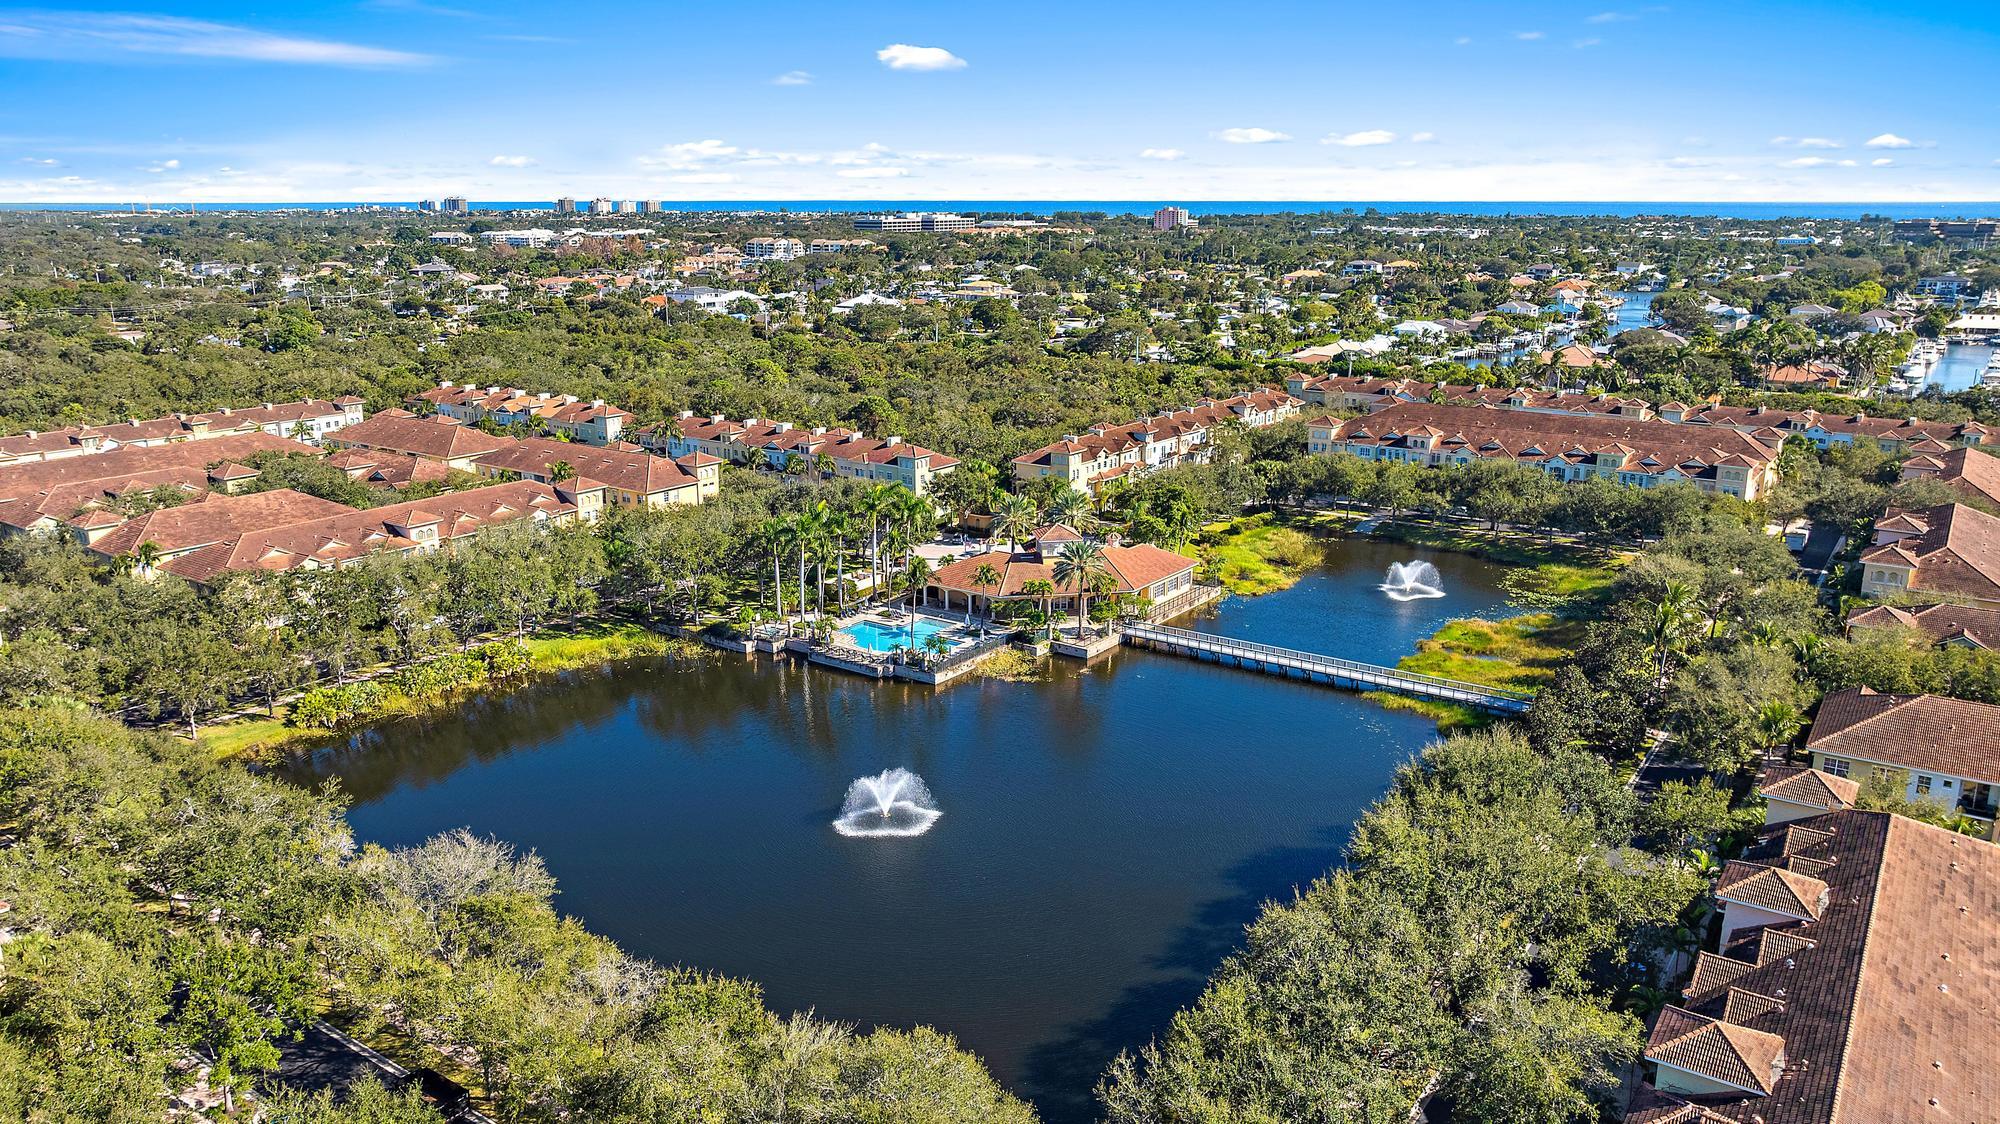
[2,0,1997,202]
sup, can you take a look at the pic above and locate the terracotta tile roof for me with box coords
[1900,445,2000,509]
[1312,402,1780,484]
[186,398,356,430]
[1759,766,1860,813]
[473,436,698,497]
[1012,389,1300,468]
[91,488,355,558]
[1804,686,2000,780]
[1860,503,2000,603]
[926,542,1195,598]
[1715,860,1829,920]
[0,433,319,530]
[325,448,452,488]
[1847,600,2000,650]
[1646,1006,1786,1095]
[1629,810,2000,1123]
[328,411,511,462]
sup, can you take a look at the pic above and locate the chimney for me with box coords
[440,379,453,388]
[591,398,605,407]
[679,409,694,419]
[812,426,827,435]
[774,422,792,433]
[885,436,903,446]
[709,414,725,423]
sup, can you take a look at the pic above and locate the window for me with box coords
[1821,758,1850,778]
[1916,774,1933,796]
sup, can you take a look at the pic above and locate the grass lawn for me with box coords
[1196,512,1335,596]
[1397,613,1569,694]
[194,713,330,760]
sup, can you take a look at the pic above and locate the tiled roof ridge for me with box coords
[1824,814,1895,1124]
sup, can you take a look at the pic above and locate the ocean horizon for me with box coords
[2,199,1996,221]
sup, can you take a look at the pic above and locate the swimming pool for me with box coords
[840,616,957,653]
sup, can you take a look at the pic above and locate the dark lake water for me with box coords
[282,537,1512,1122]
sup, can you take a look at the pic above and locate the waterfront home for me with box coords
[1846,600,2000,650]
[1899,445,2000,506]
[1858,503,2000,607]
[81,479,602,583]
[1535,342,1611,369]
[639,413,958,496]
[413,382,629,445]
[1626,785,1997,1121]
[1305,402,1781,500]
[1804,687,2000,830]
[473,435,717,507]
[922,528,1198,618]
[1011,389,1301,491]
[0,432,321,537]
[0,397,365,466]
[326,410,512,471]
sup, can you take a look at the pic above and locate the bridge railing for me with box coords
[1121,622,1532,707]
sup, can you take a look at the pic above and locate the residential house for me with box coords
[1011,389,1301,491]
[1305,402,1782,500]
[923,527,1198,618]
[412,383,629,445]
[1846,601,2000,650]
[1342,259,1385,276]
[743,237,805,261]
[1803,687,2000,829]
[1661,402,1992,454]
[324,449,453,490]
[82,479,603,583]
[1858,502,2000,607]
[1626,786,1998,1122]
[0,432,321,538]
[325,410,512,471]
[0,397,366,465]
[1285,374,1652,419]
[1899,445,2000,507]
[1536,342,1612,369]
[640,414,958,496]
[472,435,717,507]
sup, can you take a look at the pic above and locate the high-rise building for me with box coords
[588,197,614,215]
[639,200,662,214]
[442,196,470,214]
[418,199,439,213]
[616,200,638,214]
[1153,206,1197,232]
[555,196,577,213]
[852,212,974,233]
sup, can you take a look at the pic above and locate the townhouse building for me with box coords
[0,432,321,537]
[472,435,717,507]
[0,397,366,466]
[411,382,630,445]
[640,413,959,497]
[1803,688,1999,830]
[1011,389,1301,491]
[1858,502,2000,607]
[1627,775,1997,1123]
[1306,402,1782,500]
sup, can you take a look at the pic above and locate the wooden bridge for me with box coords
[1119,622,1533,715]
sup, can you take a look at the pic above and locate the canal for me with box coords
[282,538,1515,1122]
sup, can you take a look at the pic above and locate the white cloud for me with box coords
[836,166,910,178]
[487,155,535,167]
[669,172,737,184]
[1864,133,1914,149]
[1214,127,1290,144]
[1573,37,1601,47]
[1587,10,1635,21]
[876,44,965,71]
[1871,157,1895,167]
[1324,129,1396,147]
[641,139,740,169]
[1514,30,1545,39]
[1138,148,1183,160]
[1409,132,1436,143]
[1453,35,1472,44]
[18,157,57,166]
[1782,157,1834,167]
[0,12,432,67]
[1771,136,1841,149]
[772,70,811,86]
[144,158,180,172]
[1666,156,1717,168]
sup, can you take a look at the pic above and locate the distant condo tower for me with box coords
[442,195,469,214]
[853,212,974,233]
[555,196,576,213]
[1153,205,1197,232]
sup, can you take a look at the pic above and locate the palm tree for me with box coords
[1044,487,1091,532]
[744,445,769,473]
[1755,700,1805,760]
[1163,499,1202,552]
[545,459,576,483]
[971,561,1002,617]
[1022,578,1057,641]
[129,540,162,576]
[792,508,822,623]
[922,632,951,668]
[901,555,935,648]
[992,491,1039,552]
[813,452,837,481]
[1644,579,1700,690]
[822,507,853,612]
[757,517,789,616]
[1052,540,1112,637]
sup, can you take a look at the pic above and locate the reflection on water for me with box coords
[280,536,1515,1123]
